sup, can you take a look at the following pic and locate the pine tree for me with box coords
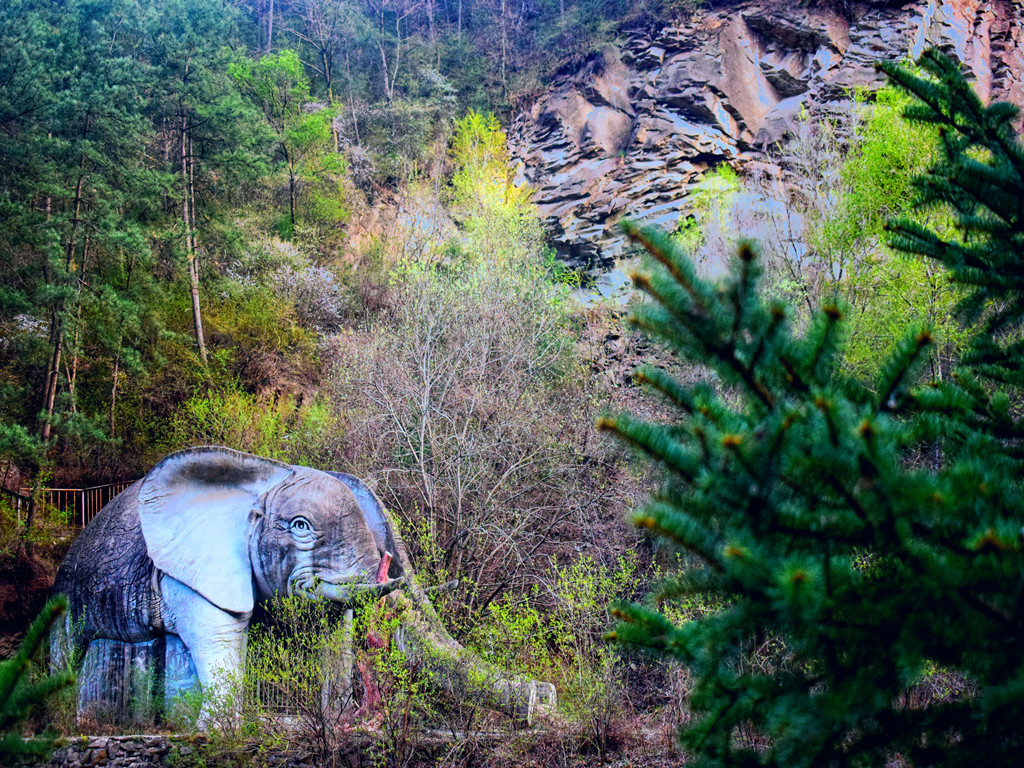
[0,597,74,760]
[146,0,269,366]
[0,0,163,531]
[600,49,1024,767]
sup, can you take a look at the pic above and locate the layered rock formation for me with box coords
[510,0,1024,273]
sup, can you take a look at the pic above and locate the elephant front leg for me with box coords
[160,576,250,727]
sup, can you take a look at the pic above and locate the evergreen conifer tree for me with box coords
[0,597,73,760]
[601,49,1024,767]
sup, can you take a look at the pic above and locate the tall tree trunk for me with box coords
[181,111,208,365]
[41,169,85,442]
[393,12,402,100]
[110,251,135,439]
[378,41,392,103]
[285,147,298,231]
[24,473,43,547]
[427,0,439,69]
[324,53,339,153]
[109,351,120,439]
[188,130,198,246]
[346,52,361,147]
[377,8,402,104]
[500,0,508,96]
[66,233,90,414]
[267,0,275,52]
[40,327,62,443]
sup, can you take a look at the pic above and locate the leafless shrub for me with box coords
[327,258,629,625]
[273,262,347,333]
[686,109,868,321]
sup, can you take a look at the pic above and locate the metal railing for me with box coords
[249,675,301,716]
[1,481,135,527]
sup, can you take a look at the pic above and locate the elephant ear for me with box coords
[139,446,293,615]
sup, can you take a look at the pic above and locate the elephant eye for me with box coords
[289,516,313,534]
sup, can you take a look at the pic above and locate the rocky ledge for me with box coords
[510,0,1024,272]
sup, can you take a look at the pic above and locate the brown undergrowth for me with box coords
[0,502,74,647]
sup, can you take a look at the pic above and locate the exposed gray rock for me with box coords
[510,0,1024,274]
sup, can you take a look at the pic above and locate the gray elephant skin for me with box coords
[52,446,554,723]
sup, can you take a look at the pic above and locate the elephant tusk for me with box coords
[375,575,407,595]
[376,552,393,584]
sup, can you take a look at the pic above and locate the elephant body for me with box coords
[54,481,156,648]
[52,447,555,725]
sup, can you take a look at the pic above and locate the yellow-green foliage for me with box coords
[230,50,345,237]
[448,110,545,267]
[246,593,355,713]
[814,84,970,379]
[674,163,742,252]
[159,279,319,389]
[165,388,336,467]
[449,111,515,207]
[351,597,433,768]
[207,290,317,358]
[656,555,730,626]
[466,554,638,715]
[0,486,78,539]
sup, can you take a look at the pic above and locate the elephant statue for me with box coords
[52,446,555,724]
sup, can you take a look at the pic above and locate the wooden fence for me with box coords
[0,481,135,527]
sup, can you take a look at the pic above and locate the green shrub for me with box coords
[820,82,970,379]
[165,387,337,467]
[244,594,357,767]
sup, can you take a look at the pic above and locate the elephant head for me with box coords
[136,448,404,616]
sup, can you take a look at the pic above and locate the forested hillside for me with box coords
[1,0,654,628]
[0,0,723,486]
[2,0,1024,765]
[0,0,601,483]
[0,5,655,753]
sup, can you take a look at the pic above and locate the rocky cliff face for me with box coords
[509,0,1024,274]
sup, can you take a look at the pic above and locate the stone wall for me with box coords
[509,0,1024,273]
[32,735,327,768]
[39,736,176,768]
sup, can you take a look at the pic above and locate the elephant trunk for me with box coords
[386,586,556,725]
[370,500,556,724]
[310,576,406,603]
